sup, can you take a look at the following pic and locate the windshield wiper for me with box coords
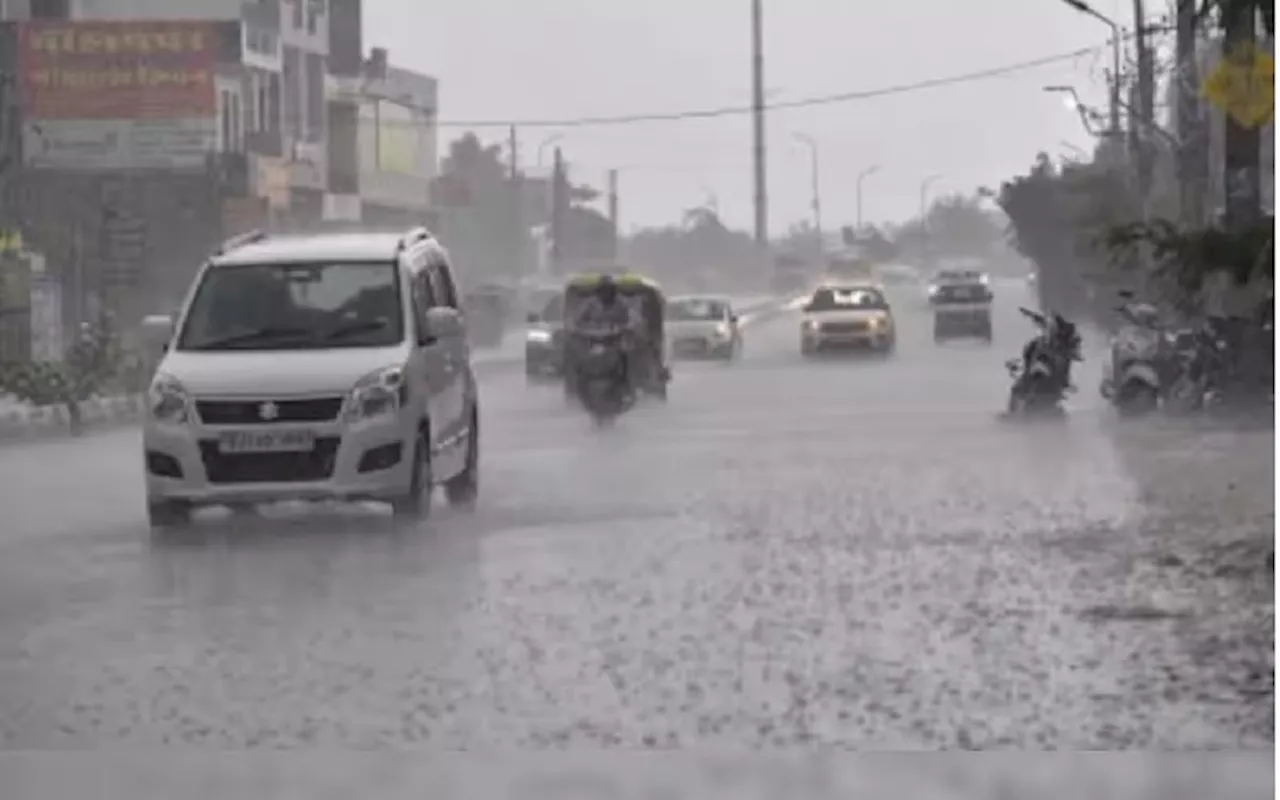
[323,319,389,340]
[188,325,313,350]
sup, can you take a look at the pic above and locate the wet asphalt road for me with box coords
[0,281,1271,750]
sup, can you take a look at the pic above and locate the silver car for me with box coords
[141,227,480,529]
[667,295,742,361]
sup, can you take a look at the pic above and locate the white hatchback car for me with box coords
[142,227,480,529]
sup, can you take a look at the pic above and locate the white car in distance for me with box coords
[141,227,480,530]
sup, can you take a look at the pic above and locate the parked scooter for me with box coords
[1101,297,1164,416]
[1003,307,1080,418]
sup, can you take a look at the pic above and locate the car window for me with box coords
[808,287,887,311]
[669,299,727,321]
[177,261,404,351]
[433,257,460,308]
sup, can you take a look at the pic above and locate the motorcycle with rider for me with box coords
[563,274,644,421]
[1003,307,1082,417]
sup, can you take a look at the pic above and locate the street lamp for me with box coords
[536,134,563,168]
[1044,85,1102,136]
[856,164,880,229]
[792,132,822,250]
[919,174,941,222]
[1059,0,1123,136]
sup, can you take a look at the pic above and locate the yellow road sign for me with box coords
[1203,41,1275,129]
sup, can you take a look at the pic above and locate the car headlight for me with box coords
[802,319,817,331]
[148,373,191,424]
[343,366,407,422]
[527,329,552,344]
[715,323,730,337]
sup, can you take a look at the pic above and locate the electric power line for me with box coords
[374,40,1130,131]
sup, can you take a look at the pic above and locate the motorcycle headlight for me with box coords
[526,329,552,344]
[343,366,407,422]
[148,373,191,424]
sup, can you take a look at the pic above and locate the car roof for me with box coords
[670,294,730,304]
[813,283,883,294]
[210,231,423,267]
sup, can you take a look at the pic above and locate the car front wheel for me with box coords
[444,409,479,510]
[392,431,432,518]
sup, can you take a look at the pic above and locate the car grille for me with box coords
[674,337,709,352]
[195,396,344,425]
[198,437,340,484]
[822,321,869,334]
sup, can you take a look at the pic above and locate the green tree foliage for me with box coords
[894,193,1006,262]
[624,205,756,279]
[1198,0,1275,34]
[998,153,1139,314]
[1102,215,1274,295]
[0,314,122,434]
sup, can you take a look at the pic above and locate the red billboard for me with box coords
[20,20,217,120]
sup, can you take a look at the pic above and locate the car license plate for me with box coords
[218,429,316,454]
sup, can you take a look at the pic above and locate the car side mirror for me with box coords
[729,314,739,324]
[527,312,539,324]
[141,313,174,352]
[421,307,464,344]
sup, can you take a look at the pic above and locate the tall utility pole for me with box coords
[750,0,768,248]
[793,133,821,254]
[1175,0,1206,227]
[509,125,523,275]
[607,169,619,261]
[550,146,566,272]
[855,164,880,229]
[1221,3,1262,231]
[1132,0,1156,215]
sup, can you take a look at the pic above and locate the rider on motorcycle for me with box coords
[570,275,642,393]
[1013,310,1080,406]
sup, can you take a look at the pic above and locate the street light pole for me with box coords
[919,174,941,222]
[750,0,768,248]
[793,133,821,251]
[855,164,880,229]
[1061,0,1123,136]
[536,134,563,168]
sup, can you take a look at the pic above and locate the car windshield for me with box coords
[539,294,565,322]
[669,298,727,321]
[934,283,989,303]
[176,262,404,351]
[808,287,887,311]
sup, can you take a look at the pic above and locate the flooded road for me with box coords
[0,285,1271,749]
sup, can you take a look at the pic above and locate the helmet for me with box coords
[597,274,618,304]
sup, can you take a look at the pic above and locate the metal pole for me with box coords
[1222,0,1262,232]
[919,175,940,222]
[536,134,562,168]
[1061,1,1123,135]
[1175,0,1205,227]
[855,164,880,229]
[793,133,821,251]
[750,0,768,248]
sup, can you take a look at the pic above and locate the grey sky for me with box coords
[366,0,1131,232]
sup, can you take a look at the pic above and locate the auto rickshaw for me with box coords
[561,272,671,400]
[463,283,511,348]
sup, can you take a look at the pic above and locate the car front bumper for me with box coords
[143,414,414,506]
[525,341,564,375]
[671,334,734,358]
[804,329,892,349]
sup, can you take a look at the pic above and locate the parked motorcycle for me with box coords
[1101,300,1164,416]
[569,327,633,424]
[1004,307,1080,418]
[1162,322,1229,414]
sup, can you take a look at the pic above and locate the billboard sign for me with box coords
[19,21,218,169]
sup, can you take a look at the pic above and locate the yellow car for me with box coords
[800,283,896,355]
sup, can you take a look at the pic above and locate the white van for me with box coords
[141,227,480,529]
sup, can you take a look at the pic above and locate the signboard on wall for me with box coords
[19,20,218,169]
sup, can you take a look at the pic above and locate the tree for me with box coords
[998,153,1139,315]
[1197,0,1275,34]
[623,205,757,284]
[893,193,1005,263]
[0,314,123,434]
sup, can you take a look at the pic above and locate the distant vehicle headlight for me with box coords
[526,329,552,343]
